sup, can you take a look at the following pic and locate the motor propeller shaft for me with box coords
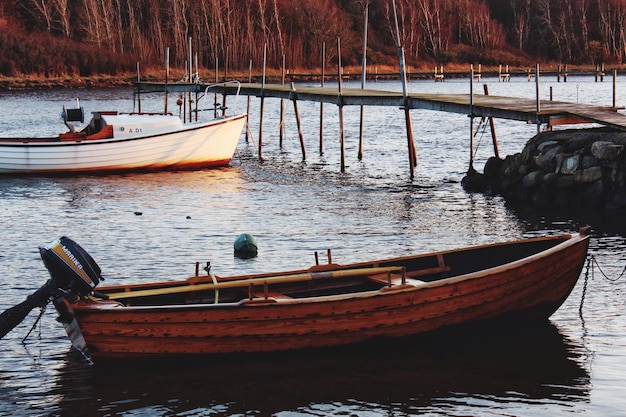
[0,279,58,339]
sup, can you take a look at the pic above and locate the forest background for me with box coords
[1,0,626,87]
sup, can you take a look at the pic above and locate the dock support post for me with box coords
[469,65,474,171]
[392,0,416,178]
[259,43,267,161]
[245,60,252,143]
[320,42,325,155]
[164,48,169,114]
[358,2,369,161]
[535,63,541,134]
[337,38,346,173]
[279,55,286,148]
[614,69,618,110]
[483,84,499,159]
[291,82,306,160]
[136,62,141,113]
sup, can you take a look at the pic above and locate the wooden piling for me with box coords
[337,38,346,173]
[535,64,541,134]
[164,48,169,114]
[483,84,499,159]
[279,55,286,148]
[392,0,416,178]
[469,65,475,171]
[473,64,482,82]
[596,64,605,82]
[320,42,325,155]
[290,82,306,160]
[614,69,618,109]
[245,60,252,143]
[498,65,510,82]
[259,43,267,161]
[434,66,444,82]
[358,2,369,161]
[557,64,568,82]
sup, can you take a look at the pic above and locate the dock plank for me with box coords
[136,81,626,131]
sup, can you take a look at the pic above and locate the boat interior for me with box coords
[93,235,570,307]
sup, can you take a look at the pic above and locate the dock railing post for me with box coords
[279,55,286,148]
[164,47,169,114]
[337,37,346,173]
[245,60,252,143]
[259,43,267,161]
[290,82,306,160]
[469,64,474,171]
[483,84,499,159]
[320,42,325,155]
[535,63,541,134]
[391,0,416,178]
[358,2,369,161]
[613,69,618,110]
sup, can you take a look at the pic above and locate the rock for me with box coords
[582,154,598,169]
[543,172,559,189]
[534,146,559,171]
[477,127,626,211]
[537,140,559,153]
[574,166,603,183]
[554,188,577,210]
[556,175,575,188]
[582,180,604,207]
[522,170,544,189]
[556,154,579,174]
[461,170,488,192]
[483,157,504,180]
[591,141,623,161]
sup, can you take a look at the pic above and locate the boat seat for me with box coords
[249,289,293,300]
[368,254,450,286]
[368,273,425,287]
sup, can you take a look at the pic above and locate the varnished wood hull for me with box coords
[57,231,590,358]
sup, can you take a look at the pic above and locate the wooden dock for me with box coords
[136,81,626,177]
[137,81,626,130]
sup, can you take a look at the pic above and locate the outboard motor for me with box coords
[0,237,102,339]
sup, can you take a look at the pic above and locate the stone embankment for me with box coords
[463,128,626,211]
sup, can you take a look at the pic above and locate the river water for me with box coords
[0,76,626,416]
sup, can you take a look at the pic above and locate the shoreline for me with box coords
[1,64,623,91]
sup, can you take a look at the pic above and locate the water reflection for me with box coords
[48,323,589,416]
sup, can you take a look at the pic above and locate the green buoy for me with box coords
[234,233,258,258]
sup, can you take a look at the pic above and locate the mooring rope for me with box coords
[579,254,626,318]
[471,117,489,161]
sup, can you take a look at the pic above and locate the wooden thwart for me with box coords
[102,266,405,300]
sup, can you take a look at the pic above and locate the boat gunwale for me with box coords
[0,113,247,146]
[76,232,589,312]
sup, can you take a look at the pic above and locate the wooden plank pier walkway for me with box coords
[136,80,626,177]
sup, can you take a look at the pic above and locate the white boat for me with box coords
[0,92,246,175]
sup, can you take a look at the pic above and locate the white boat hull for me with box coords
[0,113,246,174]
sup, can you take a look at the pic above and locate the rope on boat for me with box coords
[579,254,626,318]
[588,254,626,282]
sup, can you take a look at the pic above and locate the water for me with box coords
[1,77,626,416]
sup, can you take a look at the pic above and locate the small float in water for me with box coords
[234,233,258,258]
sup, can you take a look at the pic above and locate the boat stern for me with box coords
[53,295,93,363]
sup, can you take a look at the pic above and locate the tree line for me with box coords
[1,0,626,78]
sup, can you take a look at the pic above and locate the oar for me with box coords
[0,279,58,339]
[103,266,404,300]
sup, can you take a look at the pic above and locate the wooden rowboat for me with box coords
[0,229,591,361]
